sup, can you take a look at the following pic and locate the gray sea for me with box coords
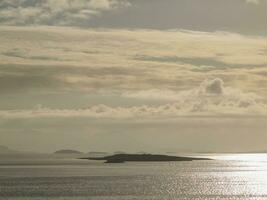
[1,153,267,200]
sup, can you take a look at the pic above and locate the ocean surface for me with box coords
[1,153,267,200]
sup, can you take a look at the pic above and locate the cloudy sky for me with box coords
[1,0,267,153]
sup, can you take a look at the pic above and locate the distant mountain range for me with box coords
[54,149,83,154]
[0,146,18,154]
[2,146,267,155]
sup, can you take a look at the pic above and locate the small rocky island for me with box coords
[83,154,212,163]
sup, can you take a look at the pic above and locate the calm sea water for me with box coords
[1,154,267,200]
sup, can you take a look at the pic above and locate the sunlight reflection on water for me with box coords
[184,153,267,162]
[1,154,267,200]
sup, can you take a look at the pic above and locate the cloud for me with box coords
[203,78,224,95]
[0,73,60,93]
[122,78,259,100]
[246,0,260,4]
[0,0,130,26]
[1,78,267,119]
[134,55,267,70]
[121,78,267,117]
[1,0,267,34]
[1,26,267,96]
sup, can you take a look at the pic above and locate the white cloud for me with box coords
[246,0,260,4]
[1,79,267,119]
[122,78,261,101]
[0,0,130,26]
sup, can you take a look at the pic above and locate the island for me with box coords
[0,145,18,154]
[82,154,212,163]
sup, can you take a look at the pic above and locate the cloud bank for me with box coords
[246,0,259,4]
[1,78,266,119]
[0,27,267,119]
[245,0,267,4]
[1,26,267,96]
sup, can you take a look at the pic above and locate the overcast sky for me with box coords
[0,0,267,153]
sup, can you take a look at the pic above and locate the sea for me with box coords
[1,153,267,200]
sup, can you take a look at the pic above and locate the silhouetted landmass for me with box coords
[0,146,18,154]
[54,149,83,154]
[84,154,212,163]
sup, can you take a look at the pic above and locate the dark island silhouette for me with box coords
[0,145,18,154]
[83,154,212,163]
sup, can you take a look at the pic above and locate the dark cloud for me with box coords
[203,78,224,95]
[2,50,68,61]
[0,63,150,93]
[134,55,228,68]
[0,73,60,93]
[0,63,146,77]
[134,55,267,70]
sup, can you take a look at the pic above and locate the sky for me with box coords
[0,0,267,153]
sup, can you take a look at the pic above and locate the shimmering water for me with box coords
[1,154,267,200]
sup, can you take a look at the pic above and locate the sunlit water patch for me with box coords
[1,154,267,200]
